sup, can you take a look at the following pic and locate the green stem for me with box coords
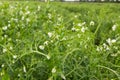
[97,65,120,80]
[94,22,101,35]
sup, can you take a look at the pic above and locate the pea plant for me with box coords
[0,1,120,80]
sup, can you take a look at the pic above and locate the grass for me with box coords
[0,1,120,80]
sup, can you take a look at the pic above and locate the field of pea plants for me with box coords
[0,1,120,80]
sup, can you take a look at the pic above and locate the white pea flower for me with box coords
[38,6,41,11]
[48,32,53,38]
[103,43,107,49]
[57,14,60,17]
[44,41,49,45]
[2,26,8,30]
[106,46,110,50]
[8,24,10,27]
[9,5,14,9]
[25,11,30,15]
[48,77,52,80]
[4,35,8,38]
[14,19,18,22]
[71,27,76,31]
[3,48,7,53]
[50,40,53,43]
[13,55,17,59]
[81,27,85,33]
[111,53,118,57]
[96,46,100,51]
[85,45,88,49]
[58,17,62,21]
[18,74,20,77]
[8,21,10,23]
[67,44,70,47]
[48,20,52,23]
[23,66,26,73]
[11,18,14,20]
[114,46,118,50]
[77,34,81,38]
[84,56,88,59]
[8,38,11,41]
[103,43,110,51]
[74,15,78,18]
[106,38,117,45]
[45,0,47,2]
[12,60,15,64]
[99,46,103,51]
[61,74,66,80]
[25,6,29,10]
[77,23,82,26]
[87,37,90,40]
[81,27,85,32]
[51,67,56,73]
[39,45,44,50]
[112,24,117,31]
[73,22,75,25]
[62,37,67,41]
[82,22,86,26]
[90,21,95,26]
[106,38,111,45]
[22,16,24,20]
[76,29,80,31]
[20,10,23,15]
[46,55,50,60]
[1,64,4,67]
[0,72,4,76]
[48,13,52,19]
[2,37,4,40]
[56,35,60,40]
[16,39,19,42]
[26,18,30,22]
[101,0,104,1]
[9,46,13,50]
[96,46,103,52]
[111,39,116,43]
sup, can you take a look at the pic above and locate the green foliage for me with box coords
[0,1,120,80]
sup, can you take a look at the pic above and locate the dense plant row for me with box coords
[0,2,120,80]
